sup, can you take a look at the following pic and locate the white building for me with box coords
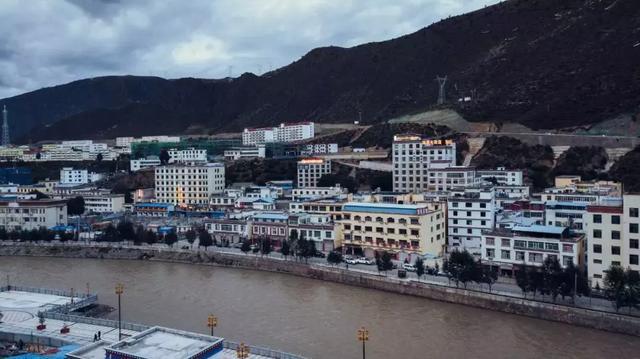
[0,199,67,231]
[427,166,478,192]
[301,143,338,156]
[297,158,331,188]
[83,194,125,214]
[242,122,315,146]
[291,185,347,201]
[168,148,207,164]
[131,156,161,171]
[223,146,266,161]
[448,187,496,255]
[60,168,88,185]
[476,167,524,186]
[586,195,640,288]
[154,163,225,206]
[544,201,588,233]
[392,135,457,193]
[481,225,585,275]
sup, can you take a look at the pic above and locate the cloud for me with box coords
[0,0,499,98]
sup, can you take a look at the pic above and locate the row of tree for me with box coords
[238,230,320,262]
[514,256,590,302]
[0,227,74,242]
[603,265,640,312]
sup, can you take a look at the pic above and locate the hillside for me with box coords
[2,0,640,142]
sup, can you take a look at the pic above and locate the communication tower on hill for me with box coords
[436,75,447,105]
[1,105,9,146]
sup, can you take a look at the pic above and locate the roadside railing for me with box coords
[224,340,308,359]
[43,312,150,332]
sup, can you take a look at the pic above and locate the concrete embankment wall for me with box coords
[2,244,639,337]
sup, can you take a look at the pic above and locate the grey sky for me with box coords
[0,0,499,98]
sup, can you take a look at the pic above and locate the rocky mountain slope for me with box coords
[2,0,639,142]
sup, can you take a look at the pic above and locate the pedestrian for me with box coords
[93,334,97,342]
[98,331,101,340]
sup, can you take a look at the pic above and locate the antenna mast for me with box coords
[2,105,9,146]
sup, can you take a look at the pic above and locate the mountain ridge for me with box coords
[2,0,639,142]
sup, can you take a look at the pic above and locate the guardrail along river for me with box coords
[1,257,639,358]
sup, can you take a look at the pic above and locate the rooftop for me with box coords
[343,202,432,215]
[106,326,223,359]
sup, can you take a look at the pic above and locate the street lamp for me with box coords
[236,342,250,359]
[115,283,124,340]
[207,314,217,336]
[357,326,369,359]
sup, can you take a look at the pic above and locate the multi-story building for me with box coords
[154,163,225,206]
[130,156,161,171]
[82,194,125,214]
[481,224,585,276]
[0,199,67,231]
[392,135,456,192]
[288,213,337,252]
[60,168,88,186]
[289,197,347,221]
[168,148,207,164]
[204,218,250,243]
[426,166,477,192]
[301,143,338,156]
[447,187,496,255]
[291,185,346,201]
[297,158,331,188]
[242,122,315,146]
[586,195,640,287]
[476,167,524,186]
[339,201,446,261]
[223,146,266,161]
[249,212,289,247]
[544,201,588,233]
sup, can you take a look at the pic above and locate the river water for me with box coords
[1,257,638,358]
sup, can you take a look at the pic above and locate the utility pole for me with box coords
[435,75,448,105]
[2,105,10,146]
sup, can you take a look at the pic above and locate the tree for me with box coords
[415,257,425,279]
[297,233,311,263]
[164,231,178,248]
[541,256,563,301]
[66,196,85,216]
[327,251,343,266]
[143,230,157,245]
[0,227,7,241]
[446,250,478,288]
[376,251,394,275]
[480,264,499,292]
[604,265,640,312]
[159,149,171,165]
[240,240,251,254]
[288,230,299,260]
[96,153,103,162]
[117,221,136,243]
[527,267,544,298]
[259,236,272,256]
[133,224,145,245]
[280,239,291,259]
[185,229,196,249]
[515,266,530,297]
[101,224,119,242]
[199,230,213,250]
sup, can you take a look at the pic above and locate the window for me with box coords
[501,250,511,260]
[465,202,472,208]
[631,255,639,265]
[612,246,621,255]
[593,229,602,238]
[501,238,510,247]
[631,208,639,218]
[486,248,495,258]
[631,239,639,249]
[630,223,639,234]
[593,244,602,253]
[528,253,543,263]
[562,244,573,253]
[593,259,602,264]
[486,237,495,246]
[593,214,602,223]
[516,251,525,261]
[612,230,621,240]
[612,215,620,224]
[562,256,573,267]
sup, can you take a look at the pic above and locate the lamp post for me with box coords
[357,326,369,359]
[207,314,217,336]
[236,342,249,359]
[115,283,124,340]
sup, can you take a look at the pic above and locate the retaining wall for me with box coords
[1,244,639,337]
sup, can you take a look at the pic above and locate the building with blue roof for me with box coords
[339,201,446,262]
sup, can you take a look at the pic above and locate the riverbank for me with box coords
[1,243,639,337]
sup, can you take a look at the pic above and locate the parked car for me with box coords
[313,250,326,258]
[397,269,407,278]
[231,242,244,249]
[358,257,374,265]
[345,257,358,265]
[180,245,190,250]
[402,263,417,272]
